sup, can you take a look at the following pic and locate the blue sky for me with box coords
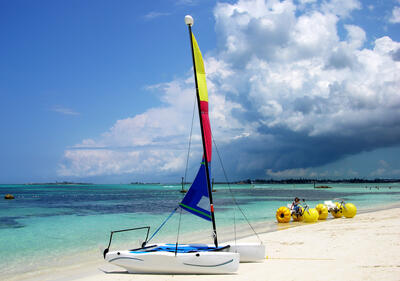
[1,0,399,184]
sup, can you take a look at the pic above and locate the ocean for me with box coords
[1,182,400,277]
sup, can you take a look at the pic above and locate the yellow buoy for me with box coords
[315,204,328,220]
[292,206,304,221]
[330,202,343,218]
[276,206,291,223]
[343,203,357,218]
[303,208,319,222]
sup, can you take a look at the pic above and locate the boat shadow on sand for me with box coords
[98,267,237,275]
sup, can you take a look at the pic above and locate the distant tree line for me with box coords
[26,181,92,185]
[225,178,400,184]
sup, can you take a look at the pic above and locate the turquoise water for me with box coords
[1,182,400,276]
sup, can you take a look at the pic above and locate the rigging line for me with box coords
[234,207,237,249]
[175,206,183,256]
[147,207,178,243]
[183,96,197,190]
[212,137,263,244]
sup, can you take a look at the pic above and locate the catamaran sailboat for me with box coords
[103,15,264,274]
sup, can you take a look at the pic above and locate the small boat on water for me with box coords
[4,194,14,200]
[103,15,264,274]
[180,177,187,193]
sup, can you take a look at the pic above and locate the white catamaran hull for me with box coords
[106,250,239,274]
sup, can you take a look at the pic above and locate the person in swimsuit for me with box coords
[291,197,301,214]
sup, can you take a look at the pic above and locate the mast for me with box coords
[185,15,218,247]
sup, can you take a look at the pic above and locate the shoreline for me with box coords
[6,204,400,281]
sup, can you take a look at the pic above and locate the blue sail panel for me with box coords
[179,161,211,221]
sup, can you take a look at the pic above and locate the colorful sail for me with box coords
[179,158,211,221]
[192,33,212,163]
[179,32,213,221]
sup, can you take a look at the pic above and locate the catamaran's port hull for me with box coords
[106,250,239,274]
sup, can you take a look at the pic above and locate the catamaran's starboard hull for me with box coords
[106,250,239,274]
[223,243,266,262]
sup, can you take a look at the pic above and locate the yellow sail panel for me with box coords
[192,33,208,102]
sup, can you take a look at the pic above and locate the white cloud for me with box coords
[143,11,170,20]
[370,159,400,177]
[299,0,316,4]
[265,166,362,179]
[59,69,246,177]
[389,6,400,23]
[347,169,359,177]
[59,0,400,180]
[321,0,361,18]
[211,0,400,139]
[51,106,79,116]
[371,168,385,176]
[58,149,186,177]
[266,168,310,178]
[344,24,366,49]
[379,160,389,168]
[175,0,198,6]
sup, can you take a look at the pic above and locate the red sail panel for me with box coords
[200,101,212,162]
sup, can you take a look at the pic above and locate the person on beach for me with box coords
[291,197,301,214]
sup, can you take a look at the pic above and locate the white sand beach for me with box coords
[10,207,400,281]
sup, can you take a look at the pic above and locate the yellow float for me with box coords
[291,206,304,221]
[303,208,319,222]
[315,204,328,220]
[330,202,343,218]
[276,206,291,223]
[343,203,357,218]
